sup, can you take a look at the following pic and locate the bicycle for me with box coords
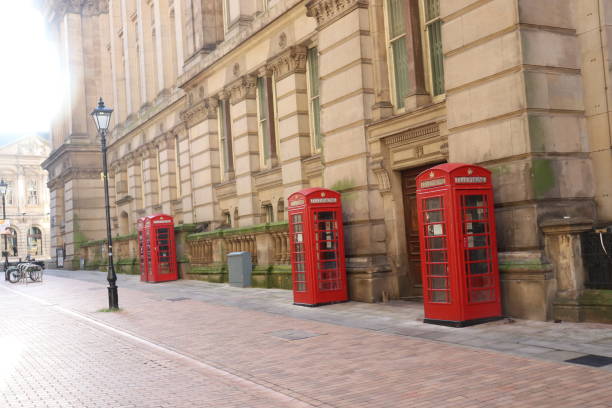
[7,263,43,283]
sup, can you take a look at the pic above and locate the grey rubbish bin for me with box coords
[227,251,252,287]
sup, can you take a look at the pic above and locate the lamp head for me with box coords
[91,97,113,133]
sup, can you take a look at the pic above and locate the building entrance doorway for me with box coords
[401,163,444,297]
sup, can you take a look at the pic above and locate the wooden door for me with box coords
[402,164,441,296]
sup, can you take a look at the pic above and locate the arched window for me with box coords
[119,211,130,235]
[28,180,39,205]
[6,227,17,256]
[277,199,285,222]
[27,227,42,256]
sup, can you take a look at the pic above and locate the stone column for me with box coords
[136,0,156,106]
[576,1,612,221]
[60,10,89,143]
[229,75,260,226]
[367,0,393,120]
[48,179,64,267]
[141,146,160,212]
[541,218,593,322]
[270,46,312,199]
[156,133,176,214]
[120,0,141,115]
[172,123,193,223]
[126,153,145,211]
[109,0,128,123]
[442,0,595,319]
[181,96,223,225]
[307,0,392,302]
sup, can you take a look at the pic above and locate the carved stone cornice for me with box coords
[306,0,368,29]
[44,0,108,20]
[383,122,440,146]
[56,167,103,184]
[83,0,109,15]
[270,46,307,81]
[229,75,257,105]
[179,97,219,127]
[171,122,188,141]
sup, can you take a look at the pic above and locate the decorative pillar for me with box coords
[307,0,393,302]
[180,96,223,225]
[229,75,260,226]
[270,46,312,200]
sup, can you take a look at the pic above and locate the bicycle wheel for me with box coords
[8,269,22,283]
[28,269,42,282]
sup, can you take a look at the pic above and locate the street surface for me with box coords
[1,270,612,407]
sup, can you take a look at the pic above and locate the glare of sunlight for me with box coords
[0,0,65,134]
[0,336,24,391]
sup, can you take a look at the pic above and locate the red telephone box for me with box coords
[416,164,502,327]
[288,188,348,306]
[137,214,178,283]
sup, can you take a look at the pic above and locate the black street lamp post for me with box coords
[0,179,8,273]
[91,98,119,309]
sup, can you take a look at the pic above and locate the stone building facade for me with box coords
[40,0,612,321]
[0,135,51,261]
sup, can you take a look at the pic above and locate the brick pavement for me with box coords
[0,288,313,408]
[2,273,612,407]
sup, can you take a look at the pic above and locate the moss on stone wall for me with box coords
[531,159,556,199]
[186,222,289,241]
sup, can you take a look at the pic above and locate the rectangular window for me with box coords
[257,76,277,167]
[5,182,13,205]
[140,159,146,207]
[386,0,409,109]
[307,47,322,151]
[263,204,274,223]
[28,181,38,205]
[174,136,182,198]
[423,0,444,96]
[156,147,162,204]
[218,98,234,178]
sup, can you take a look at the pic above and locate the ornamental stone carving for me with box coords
[46,0,108,18]
[306,0,368,28]
[370,159,391,193]
[180,97,219,127]
[270,46,307,81]
[229,75,257,105]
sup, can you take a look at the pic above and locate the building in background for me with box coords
[39,0,612,322]
[0,134,51,261]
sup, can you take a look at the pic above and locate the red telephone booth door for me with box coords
[151,224,177,282]
[290,211,313,305]
[456,190,501,320]
[418,191,461,322]
[311,208,347,304]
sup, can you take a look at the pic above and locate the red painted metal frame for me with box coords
[416,164,502,326]
[288,188,348,306]
[137,214,178,283]
[137,218,147,282]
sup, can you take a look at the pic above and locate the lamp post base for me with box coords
[107,286,119,310]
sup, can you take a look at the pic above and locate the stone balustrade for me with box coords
[75,222,292,289]
[187,222,291,288]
